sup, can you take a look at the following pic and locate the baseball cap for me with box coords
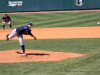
[27,21,33,25]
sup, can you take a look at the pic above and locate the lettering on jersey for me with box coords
[8,1,23,7]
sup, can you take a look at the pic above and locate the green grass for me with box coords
[0,11,100,29]
[0,38,100,75]
[1,39,100,54]
[0,11,100,75]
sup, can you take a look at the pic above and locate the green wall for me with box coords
[87,0,96,8]
[0,0,100,12]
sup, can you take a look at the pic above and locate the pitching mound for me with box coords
[0,50,84,63]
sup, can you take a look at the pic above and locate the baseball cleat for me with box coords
[23,53,27,57]
[6,34,9,41]
[10,28,12,30]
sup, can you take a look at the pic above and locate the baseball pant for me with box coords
[2,20,11,25]
[8,28,24,45]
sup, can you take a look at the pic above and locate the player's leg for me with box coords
[17,35,26,57]
[2,22,5,30]
[8,21,12,30]
[6,28,18,41]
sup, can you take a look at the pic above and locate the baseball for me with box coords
[97,22,100,25]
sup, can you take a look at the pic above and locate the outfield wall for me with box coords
[0,0,100,12]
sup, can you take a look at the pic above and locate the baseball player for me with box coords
[6,21,37,56]
[2,13,12,30]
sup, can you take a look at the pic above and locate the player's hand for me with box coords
[34,37,37,40]
[31,34,37,40]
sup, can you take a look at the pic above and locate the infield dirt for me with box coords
[0,26,100,40]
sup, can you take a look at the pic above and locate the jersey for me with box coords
[16,25,32,35]
[2,16,11,22]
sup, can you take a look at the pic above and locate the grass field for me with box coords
[0,11,100,75]
[0,11,100,28]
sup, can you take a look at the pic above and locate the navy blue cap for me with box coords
[27,21,33,25]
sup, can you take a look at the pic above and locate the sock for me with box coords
[3,26,5,28]
[21,45,25,53]
[10,25,12,28]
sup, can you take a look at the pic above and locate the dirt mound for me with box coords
[0,50,84,63]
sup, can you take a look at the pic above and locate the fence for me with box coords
[0,0,100,12]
